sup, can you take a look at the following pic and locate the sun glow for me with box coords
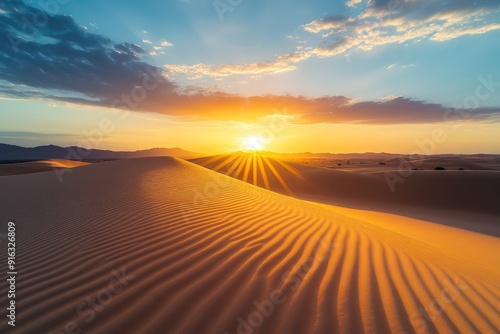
[242,136,265,151]
[199,151,304,195]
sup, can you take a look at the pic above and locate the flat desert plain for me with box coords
[0,155,499,334]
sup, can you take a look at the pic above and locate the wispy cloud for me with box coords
[431,23,500,41]
[160,40,173,47]
[164,51,311,79]
[0,131,80,147]
[386,63,414,70]
[166,0,500,79]
[305,0,500,56]
[346,0,363,8]
[303,16,353,34]
[147,40,173,56]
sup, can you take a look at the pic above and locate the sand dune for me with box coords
[382,156,493,171]
[193,153,500,235]
[0,157,498,333]
[0,159,90,176]
[274,154,500,173]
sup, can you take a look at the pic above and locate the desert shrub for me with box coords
[434,166,446,170]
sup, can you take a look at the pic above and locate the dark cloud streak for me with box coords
[0,0,176,105]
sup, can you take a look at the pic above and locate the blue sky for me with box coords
[22,0,500,104]
[1,0,500,153]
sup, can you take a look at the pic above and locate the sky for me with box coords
[1,0,500,154]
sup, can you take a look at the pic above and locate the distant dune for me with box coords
[0,159,90,176]
[0,157,498,333]
[192,153,500,234]
[273,153,500,173]
[383,156,495,171]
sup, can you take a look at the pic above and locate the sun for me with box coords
[242,136,265,151]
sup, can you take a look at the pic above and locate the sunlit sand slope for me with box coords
[0,157,498,333]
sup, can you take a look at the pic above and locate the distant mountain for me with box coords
[2,143,495,162]
[0,144,204,161]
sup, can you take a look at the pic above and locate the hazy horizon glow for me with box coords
[1,0,500,154]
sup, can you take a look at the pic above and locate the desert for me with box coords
[0,154,498,333]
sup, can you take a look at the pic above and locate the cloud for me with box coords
[0,131,80,147]
[431,23,500,41]
[303,16,352,34]
[142,39,153,44]
[175,94,499,125]
[160,40,173,47]
[346,0,363,7]
[167,1,499,80]
[386,63,414,70]
[164,51,312,79]
[146,40,173,56]
[0,0,499,126]
[304,0,500,56]
[0,0,177,105]
[295,96,500,124]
